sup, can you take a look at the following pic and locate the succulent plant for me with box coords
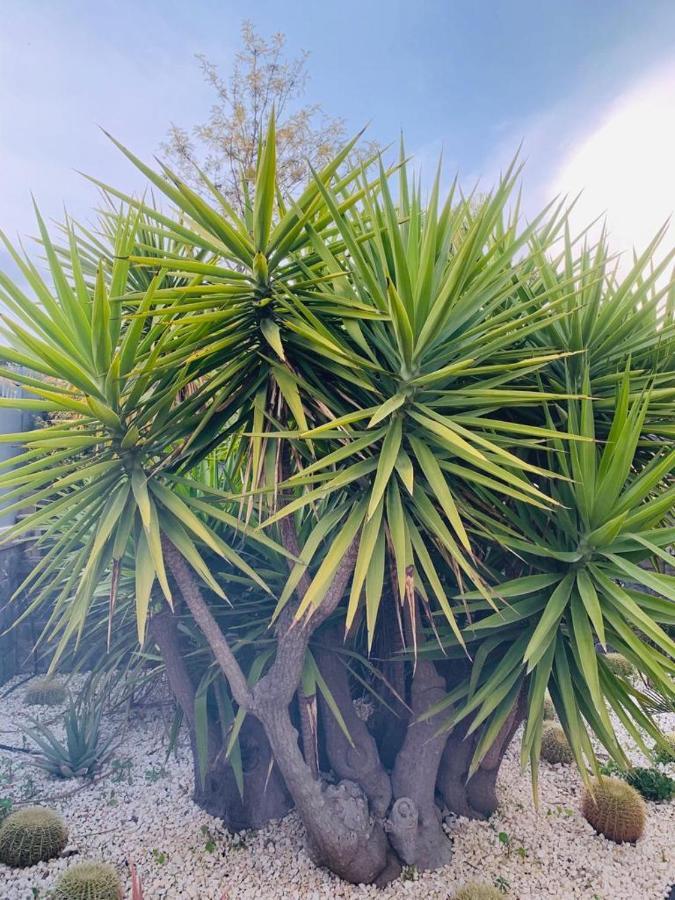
[54,861,123,899]
[582,777,646,843]
[23,678,67,707]
[452,883,503,900]
[603,653,634,679]
[543,695,556,720]
[24,690,117,779]
[0,806,68,867]
[540,723,574,764]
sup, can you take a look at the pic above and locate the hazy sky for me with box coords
[1,0,674,268]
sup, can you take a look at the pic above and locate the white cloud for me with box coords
[549,62,675,259]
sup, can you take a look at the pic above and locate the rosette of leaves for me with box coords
[418,365,674,783]
[23,688,116,778]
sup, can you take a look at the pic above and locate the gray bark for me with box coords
[437,690,525,820]
[387,660,452,869]
[314,629,392,818]
[151,587,290,831]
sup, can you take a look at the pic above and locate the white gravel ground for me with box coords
[0,675,673,900]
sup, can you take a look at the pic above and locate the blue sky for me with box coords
[1,0,674,265]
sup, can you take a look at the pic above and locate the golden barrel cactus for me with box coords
[582,777,646,843]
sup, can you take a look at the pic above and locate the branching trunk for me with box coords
[257,694,390,883]
[153,562,290,831]
[160,536,252,709]
[314,629,392,818]
[387,660,453,869]
[437,690,526,820]
[159,526,518,885]
[249,530,391,883]
[163,526,390,883]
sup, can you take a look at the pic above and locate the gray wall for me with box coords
[0,378,31,526]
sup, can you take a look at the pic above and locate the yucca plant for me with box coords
[0,115,673,884]
[415,367,674,804]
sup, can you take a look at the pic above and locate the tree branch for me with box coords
[160,535,253,710]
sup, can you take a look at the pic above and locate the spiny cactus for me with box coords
[23,678,67,707]
[603,653,634,679]
[582,777,646,843]
[543,695,556,720]
[452,882,503,900]
[0,806,68,867]
[54,861,123,900]
[540,723,574,764]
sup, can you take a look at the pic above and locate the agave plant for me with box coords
[0,115,673,884]
[24,684,117,778]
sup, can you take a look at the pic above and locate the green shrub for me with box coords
[652,731,675,765]
[23,679,67,707]
[452,883,503,900]
[540,723,573,764]
[624,767,675,802]
[581,777,646,843]
[54,861,123,899]
[603,654,634,679]
[0,806,68,867]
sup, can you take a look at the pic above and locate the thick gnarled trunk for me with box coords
[150,605,291,831]
[159,531,520,885]
[192,715,292,829]
[387,660,453,869]
[437,692,526,820]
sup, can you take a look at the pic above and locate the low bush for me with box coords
[24,688,117,779]
[652,732,675,765]
[624,767,675,802]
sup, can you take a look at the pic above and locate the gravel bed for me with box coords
[0,675,673,899]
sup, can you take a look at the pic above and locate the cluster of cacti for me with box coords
[452,883,503,900]
[23,678,67,707]
[54,861,123,900]
[582,777,646,843]
[0,806,68,867]
[543,695,556,720]
[602,653,634,679]
[540,723,574,764]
